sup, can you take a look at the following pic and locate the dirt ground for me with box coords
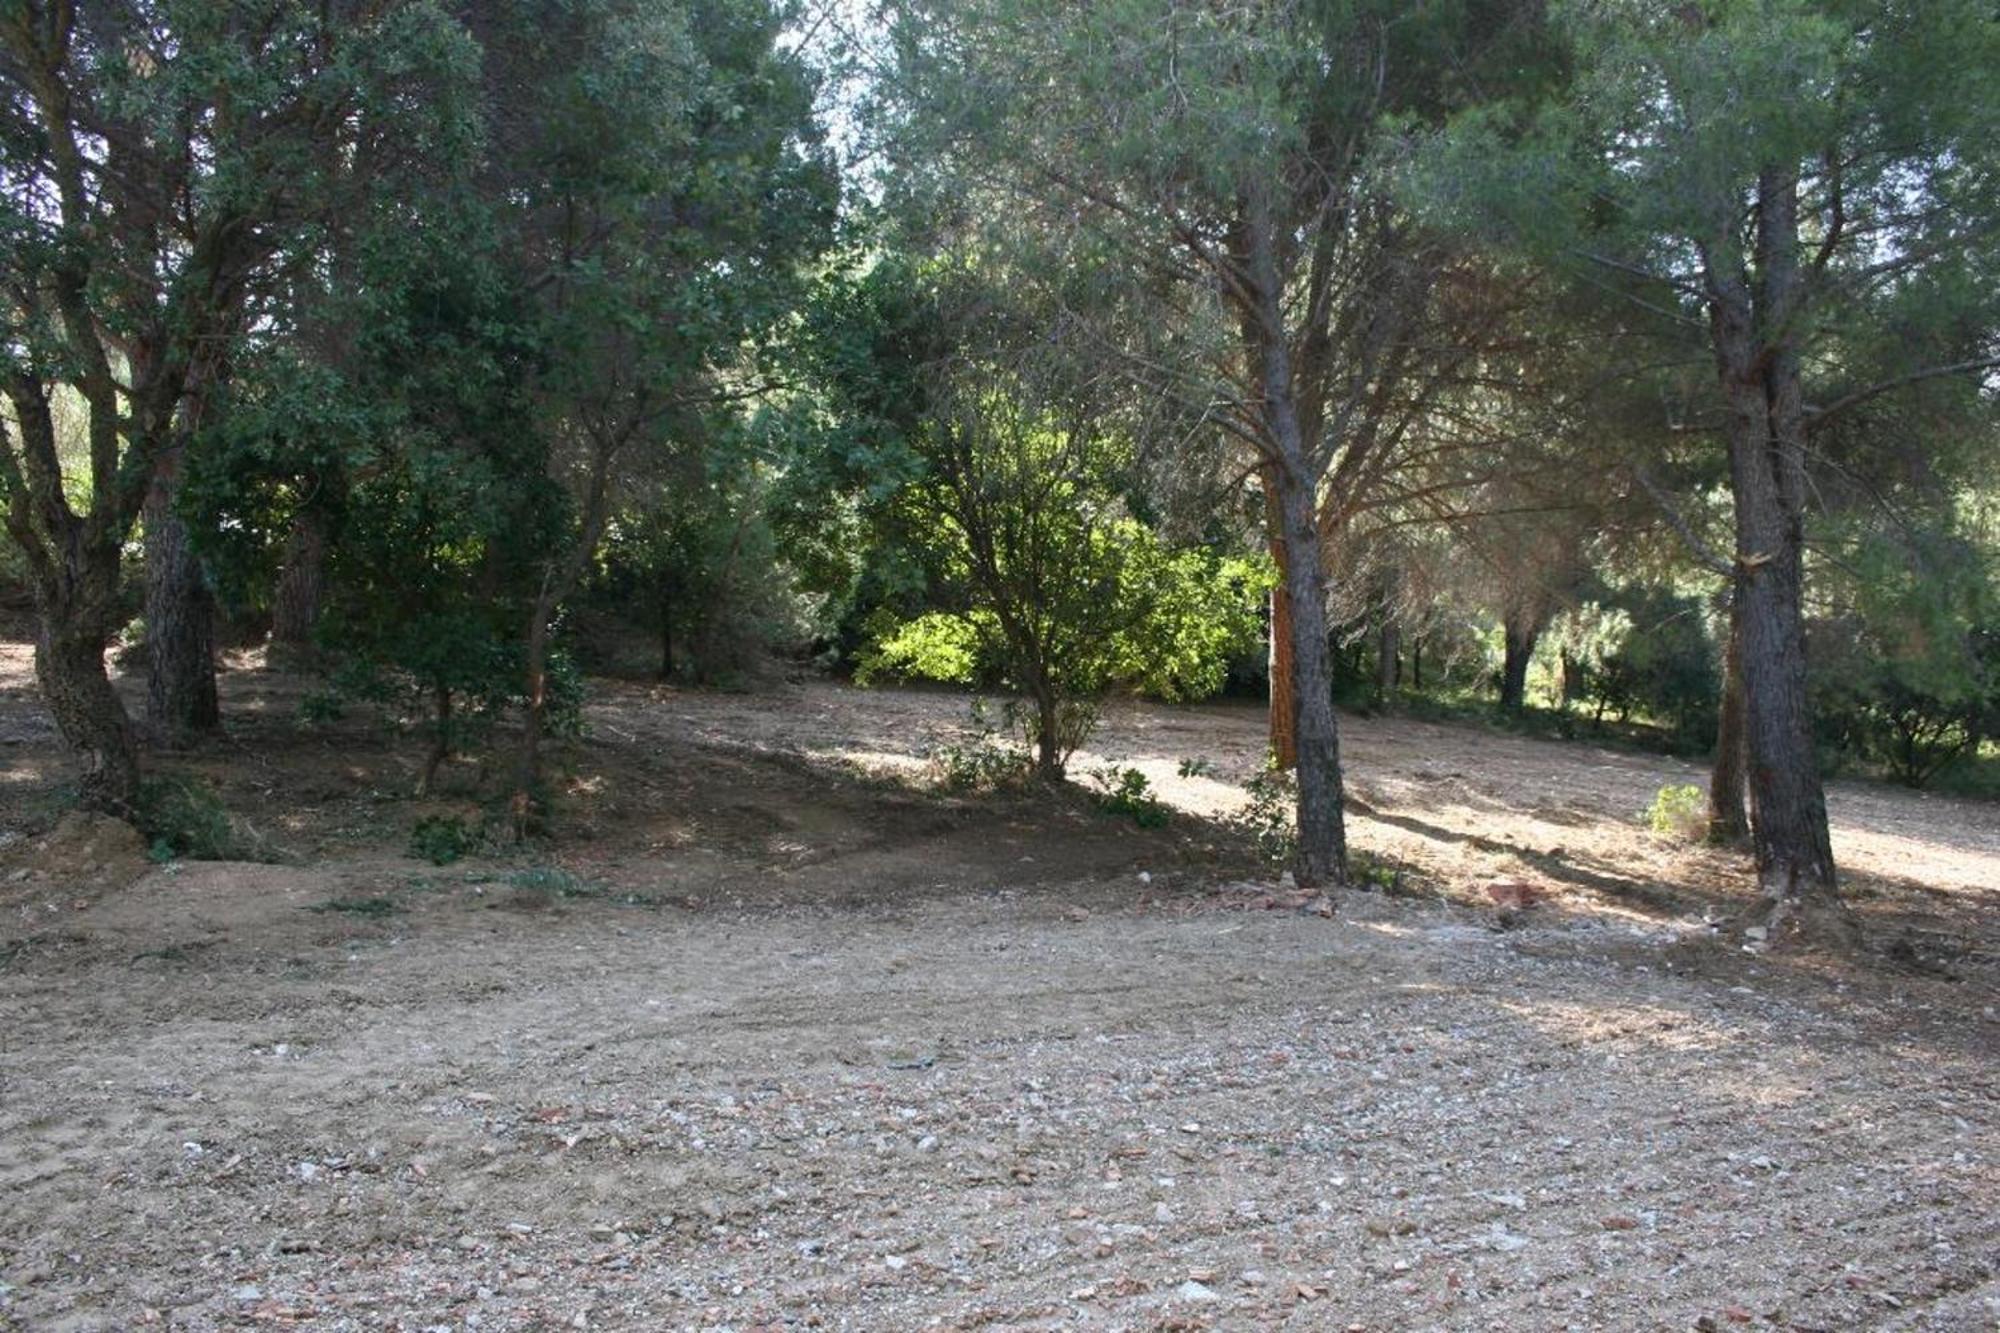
[0,644,1995,1332]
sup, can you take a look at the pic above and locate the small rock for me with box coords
[1176,1280,1220,1303]
[1601,1215,1640,1231]
[1484,878,1542,911]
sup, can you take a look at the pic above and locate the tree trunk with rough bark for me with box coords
[1377,618,1399,699]
[1239,190,1347,890]
[1263,480,1296,768]
[510,596,555,838]
[269,508,328,667]
[1500,613,1543,713]
[658,578,675,681]
[1033,683,1063,781]
[1706,169,1847,944]
[418,681,452,796]
[35,620,140,814]
[1708,588,1750,844]
[144,447,220,743]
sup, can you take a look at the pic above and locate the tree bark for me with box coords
[144,445,221,742]
[1706,169,1845,942]
[1262,478,1296,768]
[418,680,452,796]
[269,507,328,667]
[1499,613,1543,713]
[511,594,555,838]
[35,621,140,814]
[1707,587,1750,844]
[1033,684,1063,781]
[1376,617,1400,699]
[658,577,675,681]
[1236,188,1347,891]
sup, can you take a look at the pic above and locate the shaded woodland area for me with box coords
[1,2,1997,1329]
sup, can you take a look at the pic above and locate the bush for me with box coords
[928,700,1036,791]
[136,775,274,861]
[1641,783,1706,842]
[1233,763,1298,866]
[407,814,478,865]
[1089,766,1169,828]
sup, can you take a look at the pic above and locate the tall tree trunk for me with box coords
[418,680,452,796]
[1707,169,1845,943]
[1271,453,1347,889]
[658,577,675,681]
[1262,478,1296,768]
[1033,683,1063,781]
[1499,613,1542,713]
[511,593,555,838]
[144,446,220,742]
[1707,587,1750,844]
[35,618,140,814]
[1232,186,1345,888]
[1376,617,1399,699]
[269,507,328,667]
[1411,638,1423,692]
[510,435,621,836]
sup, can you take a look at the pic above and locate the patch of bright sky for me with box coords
[781,0,892,205]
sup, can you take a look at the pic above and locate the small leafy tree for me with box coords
[860,348,1264,779]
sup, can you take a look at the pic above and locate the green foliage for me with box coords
[1235,764,1299,867]
[135,777,267,863]
[928,700,1036,793]
[1642,784,1707,843]
[408,815,479,866]
[1811,525,1999,786]
[1089,766,1170,829]
[1544,590,1718,745]
[859,611,991,688]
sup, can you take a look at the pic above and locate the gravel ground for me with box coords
[0,656,1995,1331]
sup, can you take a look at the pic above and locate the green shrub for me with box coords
[1090,766,1169,828]
[928,700,1035,792]
[1641,783,1706,841]
[136,775,273,861]
[1233,763,1298,865]
[407,814,478,865]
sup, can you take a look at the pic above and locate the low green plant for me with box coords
[1090,765,1170,828]
[407,815,478,866]
[1234,762,1298,865]
[1641,783,1706,842]
[929,699,1036,792]
[135,775,270,861]
[1177,756,1218,780]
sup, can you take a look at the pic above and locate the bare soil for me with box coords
[0,645,1995,1332]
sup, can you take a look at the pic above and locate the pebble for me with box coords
[1177,1280,1220,1303]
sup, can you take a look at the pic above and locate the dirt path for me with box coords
[0,657,1995,1331]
